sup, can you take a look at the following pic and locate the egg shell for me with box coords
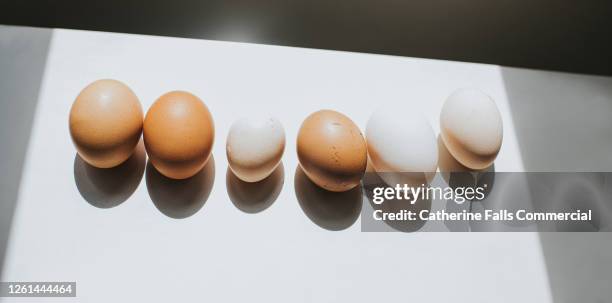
[69,79,143,168]
[366,106,438,187]
[366,106,438,172]
[297,110,367,192]
[440,89,503,170]
[226,116,285,182]
[144,91,214,179]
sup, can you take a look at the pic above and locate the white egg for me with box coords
[366,106,438,187]
[440,89,503,170]
[226,116,285,182]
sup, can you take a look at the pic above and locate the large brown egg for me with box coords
[297,110,367,192]
[69,79,143,168]
[144,91,214,179]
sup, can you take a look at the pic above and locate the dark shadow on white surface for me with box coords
[475,165,495,201]
[146,155,215,219]
[502,67,612,302]
[361,170,430,233]
[437,135,473,183]
[73,140,146,208]
[0,26,52,278]
[470,173,538,232]
[227,162,284,214]
[437,136,496,231]
[294,165,362,231]
[442,198,470,232]
[438,135,496,199]
[549,175,603,232]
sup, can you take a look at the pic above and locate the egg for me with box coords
[144,91,214,179]
[69,79,143,168]
[440,89,503,170]
[226,116,285,182]
[366,106,438,186]
[297,110,367,192]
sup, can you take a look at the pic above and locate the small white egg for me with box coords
[366,106,438,187]
[440,89,503,170]
[226,116,285,182]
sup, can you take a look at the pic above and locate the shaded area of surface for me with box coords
[1,1,611,76]
[538,234,612,303]
[0,26,52,278]
[227,162,284,214]
[502,67,612,302]
[73,140,146,209]
[295,166,362,231]
[146,156,215,219]
[502,67,612,172]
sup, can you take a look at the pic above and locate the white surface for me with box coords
[3,29,552,302]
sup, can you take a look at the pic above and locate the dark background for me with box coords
[2,0,611,75]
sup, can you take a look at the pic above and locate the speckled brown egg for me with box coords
[144,91,214,179]
[297,110,367,192]
[69,79,143,168]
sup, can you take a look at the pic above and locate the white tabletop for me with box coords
[3,27,612,302]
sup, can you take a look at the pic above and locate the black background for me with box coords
[2,0,611,75]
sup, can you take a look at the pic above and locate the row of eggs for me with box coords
[69,79,503,192]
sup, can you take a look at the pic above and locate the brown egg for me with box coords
[297,110,367,192]
[69,79,143,168]
[144,91,214,179]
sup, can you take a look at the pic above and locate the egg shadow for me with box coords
[443,196,472,232]
[438,135,496,231]
[73,140,146,209]
[551,175,604,232]
[438,135,496,200]
[146,155,215,219]
[362,171,430,233]
[226,162,284,214]
[294,165,362,231]
[437,135,476,188]
[476,163,495,201]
